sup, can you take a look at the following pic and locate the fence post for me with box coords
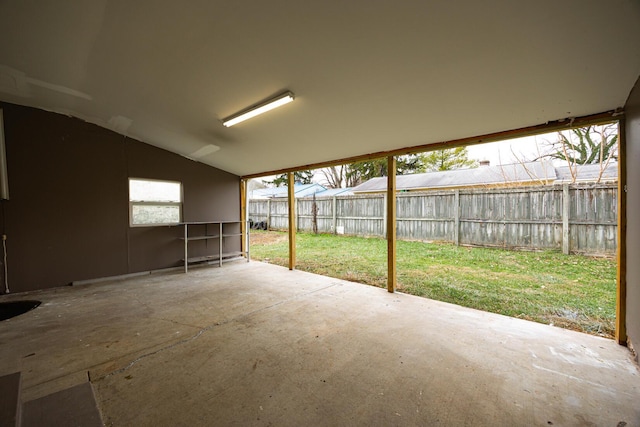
[312,193,318,234]
[266,199,271,230]
[332,196,337,234]
[454,189,460,246]
[562,183,570,255]
[382,193,388,238]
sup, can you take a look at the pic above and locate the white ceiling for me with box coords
[1,0,639,177]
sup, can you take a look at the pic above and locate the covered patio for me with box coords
[2,261,637,426]
[1,1,640,425]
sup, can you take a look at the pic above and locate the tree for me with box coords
[349,154,428,181]
[320,165,362,189]
[318,154,428,188]
[423,147,477,172]
[532,123,619,184]
[545,124,618,166]
[263,170,314,187]
[348,158,387,182]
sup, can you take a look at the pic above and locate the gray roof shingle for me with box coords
[352,161,557,193]
[554,162,618,183]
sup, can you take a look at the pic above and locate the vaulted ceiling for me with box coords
[1,1,639,177]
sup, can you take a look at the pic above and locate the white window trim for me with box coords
[129,178,183,227]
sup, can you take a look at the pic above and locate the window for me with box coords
[129,178,182,226]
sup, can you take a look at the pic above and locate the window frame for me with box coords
[128,177,183,227]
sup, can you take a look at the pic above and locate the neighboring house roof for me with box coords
[308,188,354,198]
[250,183,326,199]
[554,162,618,183]
[352,161,557,193]
[250,161,618,199]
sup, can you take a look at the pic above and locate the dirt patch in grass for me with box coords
[541,312,614,337]
[251,230,288,246]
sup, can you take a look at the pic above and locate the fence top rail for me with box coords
[249,182,618,202]
[395,183,617,197]
[264,194,386,201]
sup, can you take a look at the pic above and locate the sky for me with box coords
[466,132,557,166]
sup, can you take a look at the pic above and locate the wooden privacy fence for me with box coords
[249,183,617,256]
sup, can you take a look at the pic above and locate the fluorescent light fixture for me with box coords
[222,91,295,127]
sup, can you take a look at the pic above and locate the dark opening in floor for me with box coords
[0,300,41,321]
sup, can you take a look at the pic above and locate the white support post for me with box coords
[184,223,188,273]
[219,222,223,267]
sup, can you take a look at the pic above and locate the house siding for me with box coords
[0,102,240,293]
[625,75,640,355]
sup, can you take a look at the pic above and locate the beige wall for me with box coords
[0,102,240,293]
[625,76,640,354]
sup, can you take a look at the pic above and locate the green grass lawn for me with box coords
[250,230,617,338]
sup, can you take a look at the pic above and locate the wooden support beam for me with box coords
[242,111,621,180]
[240,179,247,258]
[387,156,397,293]
[616,119,627,345]
[288,172,296,270]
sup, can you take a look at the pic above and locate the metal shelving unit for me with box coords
[180,221,249,272]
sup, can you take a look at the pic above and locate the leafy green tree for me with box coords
[423,147,477,172]
[263,170,314,187]
[321,150,475,187]
[348,154,427,182]
[546,124,618,165]
[347,158,387,182]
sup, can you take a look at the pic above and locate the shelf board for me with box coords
[184,251,246,264]
[179,233,241,240]
[181,220,246,225]
[221,254,246,263]
[179,235,220,241]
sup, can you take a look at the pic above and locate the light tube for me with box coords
[222,91,295,127]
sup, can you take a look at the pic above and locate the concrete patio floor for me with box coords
[0,261,638,426]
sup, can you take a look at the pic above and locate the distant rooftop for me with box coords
[249,161,618,199]
[554,162,618,183]
[351,161,618,193]
[309,188,354,198]
[250,183,326,199]
[251,184,355,199]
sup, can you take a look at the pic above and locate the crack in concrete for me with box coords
[131,293,210,329]
[151,316,204,330]
[98,283,338,380]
